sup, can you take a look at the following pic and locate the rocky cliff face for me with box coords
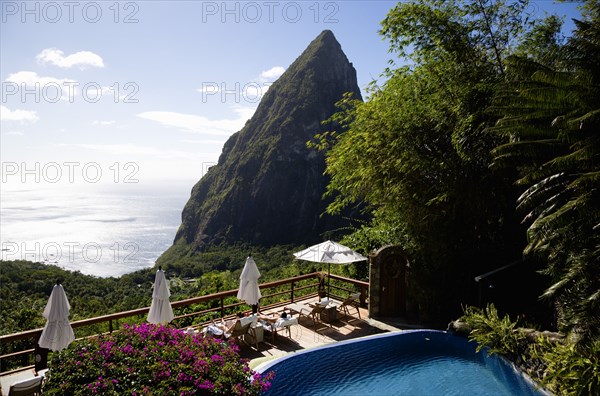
[172,30,362,250]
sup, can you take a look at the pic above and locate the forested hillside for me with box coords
[0,260,153,335]
[0,243,349,335]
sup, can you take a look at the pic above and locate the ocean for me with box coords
[0,182,192,277]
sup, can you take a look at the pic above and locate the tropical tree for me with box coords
[314,0,539,321]
[490,1,600,343]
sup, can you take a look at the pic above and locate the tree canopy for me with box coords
[316,0,598,334]
[314,0,537,321]
[490,0,599,343]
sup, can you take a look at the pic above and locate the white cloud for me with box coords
[195,66,285,103]
[251,66,285,100]
[260,66,285,81]
[5,70,74,86]
[232,106,256,120]
[5,71,77,101]
[0,105,38,123]
[85,85,121,100]
[4,130,25,136]
[92,120,116,126]
[181,139,228,145]
[36,48,104,69]
[197,84,220,94]
[137,106,255,136]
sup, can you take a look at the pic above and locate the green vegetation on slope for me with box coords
[1,243,366,336]
[170,30,362,252]
[313,0,533,323]
[316,0,598,343]
[0,260,152,335]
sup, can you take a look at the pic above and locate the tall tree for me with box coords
[490,0,600,343]
[315,0,537,321]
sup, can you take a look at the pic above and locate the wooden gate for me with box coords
[369,245,408,318]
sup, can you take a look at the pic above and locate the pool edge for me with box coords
[254,329,443,373]
[254,329,551,395]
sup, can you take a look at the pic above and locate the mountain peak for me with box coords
[317,29,335,39]
[288,29,346,72]
[165,31,362,253]
[311,29,338,47]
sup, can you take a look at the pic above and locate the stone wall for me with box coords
[369,245,408,318]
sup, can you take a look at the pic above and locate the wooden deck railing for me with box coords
[0,272,369,374]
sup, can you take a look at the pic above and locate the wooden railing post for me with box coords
[360,285,367,307]
[1,272,369,374]
[291,282,295,303]
[21,348,28,368]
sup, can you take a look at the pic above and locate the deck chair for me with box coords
[287,300,330,331]
[260,316,299,342]
[8,375,42,396]
[332,292,361,319]
[202,315,258,348]
[227,315,259,350]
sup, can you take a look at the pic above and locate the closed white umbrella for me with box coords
[293,240,367,297]
[237,256,262,309]
[147,267,174,324]
[38,283,75,351]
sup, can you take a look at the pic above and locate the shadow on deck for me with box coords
[232,297,424,369]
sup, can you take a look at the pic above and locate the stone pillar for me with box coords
[369,245,408,319]
[369,250,381,318]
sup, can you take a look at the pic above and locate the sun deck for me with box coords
[232,296,419,369]
[0,297,422,395]
[0,272,425,395]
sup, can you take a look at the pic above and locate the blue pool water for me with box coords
[257,330,545,396]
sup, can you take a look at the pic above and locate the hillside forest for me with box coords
[1,0,598,370]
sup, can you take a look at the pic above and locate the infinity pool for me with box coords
[257,330,545,395]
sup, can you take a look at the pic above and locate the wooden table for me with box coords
[320,306,337,323]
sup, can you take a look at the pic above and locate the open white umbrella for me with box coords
[147,267,174,324]
[237,256,262,311]
[38,283,75,351]
[293,240,367,296]
[294,240,367,264]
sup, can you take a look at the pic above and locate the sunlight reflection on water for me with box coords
[1,183,189,277]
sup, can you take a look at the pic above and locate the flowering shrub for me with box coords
[42,323,273,395]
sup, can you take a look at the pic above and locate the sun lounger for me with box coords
[202,315,259,350]
[331,292,361,319]
[260,316,299,341]
[287,300,330,331]
[229,315,259,349]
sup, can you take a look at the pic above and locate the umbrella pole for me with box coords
[327,263,331,299]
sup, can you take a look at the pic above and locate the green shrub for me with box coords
[42,323,273,395]
[460,304,526,359]
[462,304,600,394]
[533,338,600,396]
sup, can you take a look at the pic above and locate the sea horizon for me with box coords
[0,180,193,277]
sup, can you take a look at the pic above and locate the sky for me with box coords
[0,0,583,192]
